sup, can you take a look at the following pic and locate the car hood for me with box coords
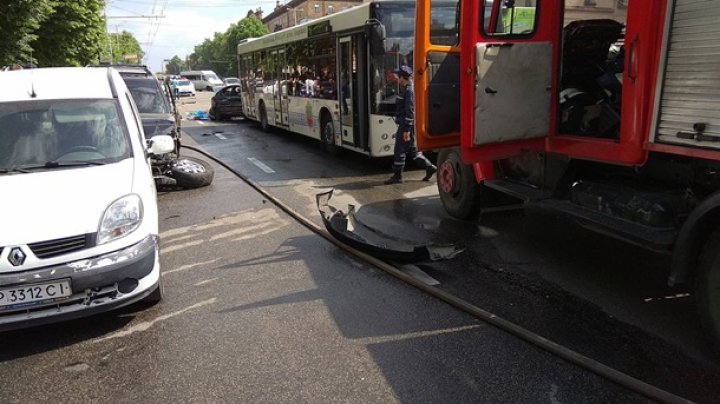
[0,160,135,245]
[141,113,177,138]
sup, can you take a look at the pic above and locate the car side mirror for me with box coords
[146,134,175,155]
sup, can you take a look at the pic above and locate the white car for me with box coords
[176,79,196,97]
[222,77,240,86]
[0,67,175,331]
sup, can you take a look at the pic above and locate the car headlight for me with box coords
[98,194,143,245]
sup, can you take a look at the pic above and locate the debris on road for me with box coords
[317,190,463,262]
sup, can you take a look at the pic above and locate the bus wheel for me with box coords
[259,104,270,132]
[321,115,338,154]
[437,148,481,219]
[697,228,720,345]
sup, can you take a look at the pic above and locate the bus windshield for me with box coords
[370,1,458,115]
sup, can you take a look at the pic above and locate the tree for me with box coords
[32,0,106,66]
[187,15,268,77]
[0,0,54,67]
[165,56,185,74]
[107,31,144,64]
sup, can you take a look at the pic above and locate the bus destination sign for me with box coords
[307,21,332,37]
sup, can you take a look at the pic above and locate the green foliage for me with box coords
[0,0,55,67]
[0,0,114,67]
[187,15,269,78]
[107,31,145,64]
[33,0,106,66]
[165,56,185,74]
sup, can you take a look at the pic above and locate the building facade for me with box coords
[263,0,364,32]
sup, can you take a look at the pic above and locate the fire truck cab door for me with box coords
[474,42,551,145]
[413,0,462,151]
[461,0,557,162]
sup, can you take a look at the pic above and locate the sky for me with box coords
[105,0,276,73]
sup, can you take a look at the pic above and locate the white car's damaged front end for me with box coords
[0,67,173,331]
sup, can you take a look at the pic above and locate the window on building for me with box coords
[328,5,334,14]
[314,4,320,13]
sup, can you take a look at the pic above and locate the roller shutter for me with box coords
[653,0,720,150]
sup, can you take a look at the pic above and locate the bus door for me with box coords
[272,49,289,127]
[339,34,369,150]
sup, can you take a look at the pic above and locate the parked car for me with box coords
[209,85,244,121]
[0,67,176,331]
[222,77,240,86]
[176,79,196,97]
[92,65,214,189]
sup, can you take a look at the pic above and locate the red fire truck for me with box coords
[413,0,720,342]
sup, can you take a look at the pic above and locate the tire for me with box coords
[259,103,270,132]
[696,228,720,345]
[209,107,218,121]
[437,148,482,219]
[321,114,338,154]
[141,278,164,306]
[170,156,215,189]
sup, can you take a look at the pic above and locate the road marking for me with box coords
[354,325,482,344]
[248,157,275,173]
[214,133,227,140]
[162,258,220,275]
[196,120,205,125]
[643,293,690,303]
[194,277,218,286]
[92,298,216,343]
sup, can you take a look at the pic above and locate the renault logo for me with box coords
[8,247,26,267]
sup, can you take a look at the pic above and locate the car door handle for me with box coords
[485,87,498,94]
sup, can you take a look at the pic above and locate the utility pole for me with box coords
[105,15,165,64]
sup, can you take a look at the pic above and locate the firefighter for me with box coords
[384,65,437,185]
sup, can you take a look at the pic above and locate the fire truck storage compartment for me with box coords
[653,0,720,149]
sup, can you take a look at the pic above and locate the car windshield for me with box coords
[179,80,192,86]
[0,99,131,172]
[204,73,220,82]
[124,79,171,114]
[224,78,240,85]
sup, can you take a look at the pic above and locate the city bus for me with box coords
[236,0,458,157]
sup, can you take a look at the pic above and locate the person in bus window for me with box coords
[384,65,437,184]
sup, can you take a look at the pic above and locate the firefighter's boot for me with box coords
[384,166,403,184]
[423,164,437,181]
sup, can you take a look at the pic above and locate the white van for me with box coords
[0,67,175,331]
[180,70,223,91]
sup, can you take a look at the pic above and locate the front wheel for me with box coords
[140,278,163,306]
[259,103,270,132]
[697,228,720,345]
[437,148,482,219]
[321,115,338,155]
[170,156,215,188]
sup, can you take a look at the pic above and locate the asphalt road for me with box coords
[0,92,717,402]
[175,92,720,401]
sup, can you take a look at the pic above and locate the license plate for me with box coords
[0,279,72,311]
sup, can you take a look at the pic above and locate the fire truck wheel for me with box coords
[437,148,481,219]
[170,156,215,189]
[697,228,720,345]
